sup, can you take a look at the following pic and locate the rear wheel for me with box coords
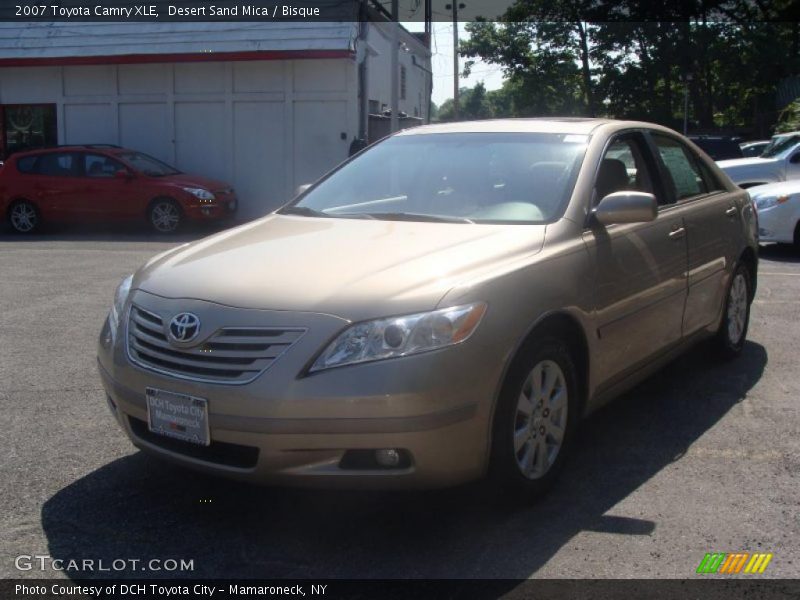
[489,337,580,501]
[794,221,800,251]
[8,200,40,233]
[716,264,752,358]
[148,198,182,233]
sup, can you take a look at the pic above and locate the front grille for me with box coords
[129,416,258,469]
[126,305,305,384]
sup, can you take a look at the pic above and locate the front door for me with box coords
[78,153,141,220]
[583,132,689,383]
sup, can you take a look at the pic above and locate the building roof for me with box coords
[0,22,359,65]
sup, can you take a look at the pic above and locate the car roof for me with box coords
[396,118,679,137]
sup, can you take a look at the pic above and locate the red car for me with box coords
[0,145,237,233]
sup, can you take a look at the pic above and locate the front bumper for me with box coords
[755,204,797,244]
[97,293,500,489]
[183,194,238,221]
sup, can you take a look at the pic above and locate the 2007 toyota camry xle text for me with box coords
[97,118,758,499]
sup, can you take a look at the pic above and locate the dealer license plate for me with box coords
[146,387,210,446]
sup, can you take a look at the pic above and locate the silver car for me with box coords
[97,118,758,499]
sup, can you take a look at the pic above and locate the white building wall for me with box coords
[365,23,431,121]
[0,58,358,219]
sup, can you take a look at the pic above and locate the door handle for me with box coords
[668,227,686,240]
[725,206,737,217]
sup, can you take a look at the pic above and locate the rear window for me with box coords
[16,155,38,174]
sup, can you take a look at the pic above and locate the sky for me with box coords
[403,21,506,107]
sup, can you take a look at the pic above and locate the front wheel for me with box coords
[8,200,40,233]
[716,264,752,358]
[148,199,182,234]
[489,337,580,501]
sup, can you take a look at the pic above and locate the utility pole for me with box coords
[390,0,399,133]
[445,3,465,120]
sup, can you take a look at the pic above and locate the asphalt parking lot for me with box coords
[1,224,798,580]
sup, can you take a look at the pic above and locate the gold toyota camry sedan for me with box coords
[97,119,758,498]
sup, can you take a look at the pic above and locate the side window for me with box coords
[652,134,708,200]
[595,136,655,205]
[36,152,77,177]
[16,155,38,174]
[84,153,124,178]
[696,158,725,193]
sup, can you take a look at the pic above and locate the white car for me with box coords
[748,180,800,247]
[718,132,800,188]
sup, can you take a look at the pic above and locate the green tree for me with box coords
[456,0,800,135]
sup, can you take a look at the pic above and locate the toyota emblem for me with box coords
[168,312,201,343]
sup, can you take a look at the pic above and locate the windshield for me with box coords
[118,152,181,177]
[282,132,588,224]
[761,134,800,158]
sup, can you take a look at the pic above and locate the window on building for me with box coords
[400,65,407,100]
[369,100,381,115]
[1,104,57,159]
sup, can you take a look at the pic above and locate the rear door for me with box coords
[32,152,82,221]
[649,133,740,335]
[583,131,690,383]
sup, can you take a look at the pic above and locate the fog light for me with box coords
[375,448,401,467]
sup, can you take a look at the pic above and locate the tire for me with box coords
[489,337,580,502]
[148,198,182,234]
[794,221,800,252]
[716,263,752,358]
[7,199,41,234]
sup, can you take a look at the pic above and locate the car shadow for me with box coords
[759,243,800,263]
[40,341,767,580]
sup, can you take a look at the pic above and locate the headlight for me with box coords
[754,194,790,210]
[310,302,487,372]
[108,274,133,342]
[182,187,215,201]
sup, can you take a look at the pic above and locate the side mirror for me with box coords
[294,183,312,196]
[790,154,800,164]
[593,191,657,225]
[114,169,132,180]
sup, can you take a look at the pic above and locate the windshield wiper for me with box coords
[358,212,474,224]
[280,206,331,218]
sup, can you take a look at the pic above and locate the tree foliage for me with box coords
[453,1,800,135]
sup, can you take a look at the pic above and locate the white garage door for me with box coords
[233,101,285,218]
[119,103,170,163]
[293,100,350,189]
[174,102,228,184]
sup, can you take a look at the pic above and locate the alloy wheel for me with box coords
[513,359,568,480]
[727,272,748,345]
[150,202,180,233]
[10,202,38,233]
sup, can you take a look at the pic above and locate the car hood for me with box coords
[156,173,232,192]
[135,214,546,320]
[746,180,800,198]
[717,156,781,171]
